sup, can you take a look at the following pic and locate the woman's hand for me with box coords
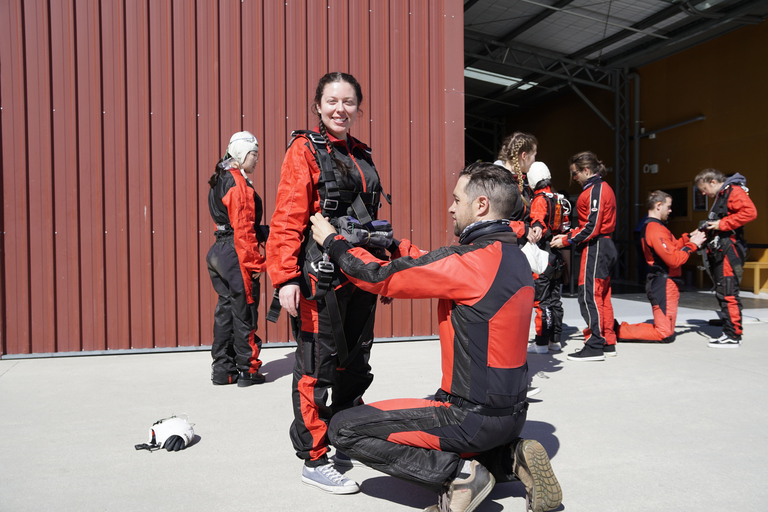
[279,284,301,317]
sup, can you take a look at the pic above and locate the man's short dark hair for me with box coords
[460,162,521,219]
[646,190,671,211]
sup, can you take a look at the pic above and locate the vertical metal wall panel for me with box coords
[149,0,177,349]
[174,0,201,347]
[388,2,413,337]
[1,0,30,354]
[196,0,220,352]
[327,0,349,72]
[76,0,107,352]
[241,0,268,345]
[125,0,154,350]
[25,0,57,354]
[0,0,465,356]
[102,0,131,350]
[369,0,394,339]
[409,0,433,336]
[50,0,83,352]
[263,0,291,344]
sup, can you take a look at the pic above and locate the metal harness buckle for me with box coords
[311,253,335,275]
[322,199,339,211]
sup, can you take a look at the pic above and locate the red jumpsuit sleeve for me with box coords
[326,236,501,303]
[719,186,757,231]
[221,172,266,275]
[529,194,548,236]
[646,222,696,270]
[266,140,320,287]
[565,182,612,246]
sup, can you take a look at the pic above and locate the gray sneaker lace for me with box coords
[318,464,348,485]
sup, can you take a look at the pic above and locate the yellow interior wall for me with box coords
[639,22,768,248]
[508,22,767,287]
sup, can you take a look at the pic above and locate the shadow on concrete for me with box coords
[258,351,294,380]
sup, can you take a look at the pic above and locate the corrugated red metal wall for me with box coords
[0,0,464,356]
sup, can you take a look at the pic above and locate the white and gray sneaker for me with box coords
[302,463,360,494]
[708,335,741,348]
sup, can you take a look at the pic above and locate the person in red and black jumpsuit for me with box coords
[314,163,562,512]
[527,161,568,354]
[206,131,266,386]
[695,169,757,348]
[617,191,706,342]
[494,131,538,243]
[552,151,617,361]
[266,72,390,494]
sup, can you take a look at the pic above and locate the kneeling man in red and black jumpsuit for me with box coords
[617,190,706,342]
[310,162,562,512]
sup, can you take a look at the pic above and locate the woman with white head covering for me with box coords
[206,131,267,386]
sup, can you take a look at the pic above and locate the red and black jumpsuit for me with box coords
[508,174,530,241]
[326,221,532,492]
[530,187,567,346]
[267,129,384,467]
[562,174,617,353]
[705,176,757,340]
[618,219,698,342]
[206,167,266,384]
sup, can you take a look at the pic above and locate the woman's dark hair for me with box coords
[208,157,229,188]
[534,178,552,191]
[310,72,364,179]
[569,151,607,178]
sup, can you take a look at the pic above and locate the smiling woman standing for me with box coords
[267,72,391,494]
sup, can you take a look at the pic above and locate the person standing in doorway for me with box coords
[695,169,757,348]
[552,151,617,361]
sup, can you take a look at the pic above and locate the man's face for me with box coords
[697,180,720,199]
[449,175,475,237]
[658,197,673,222]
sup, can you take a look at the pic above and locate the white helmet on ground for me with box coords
[135,415,195,452]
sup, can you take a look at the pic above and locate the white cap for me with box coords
[527,161,551,190]
[227,131,259,165]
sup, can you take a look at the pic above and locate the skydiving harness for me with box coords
[266,130,390,367]
[534,191,571,235]
[698,183,749,290]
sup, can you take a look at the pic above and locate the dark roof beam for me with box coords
[466,50,615,91]
[603,0,768,67]
[466,0,576,68]
[566,2,685,61]
[466,30,611,73]
[518,0,670,40]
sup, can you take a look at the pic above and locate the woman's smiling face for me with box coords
[316,80,359,139]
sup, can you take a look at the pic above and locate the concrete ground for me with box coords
[2,291,767,512]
